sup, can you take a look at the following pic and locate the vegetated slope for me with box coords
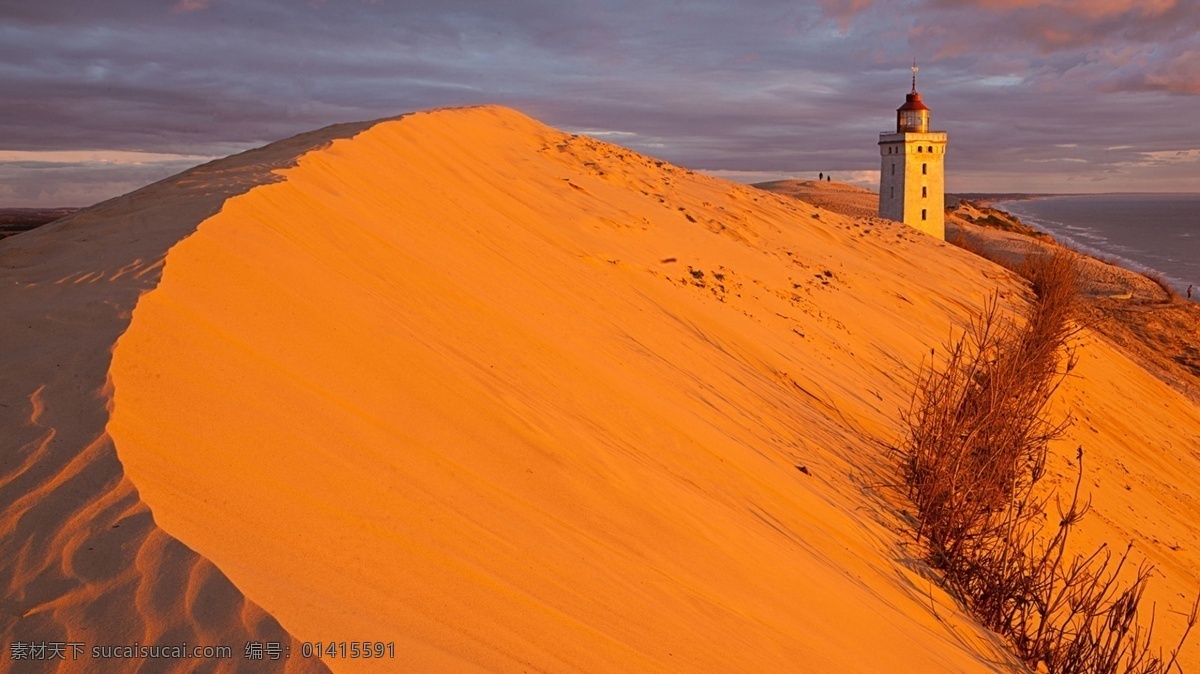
[98,105,1200,673]
[763,180,1200,670]
[947,206,1200,403]
[0,120,389,672]
[768,186,1200,401]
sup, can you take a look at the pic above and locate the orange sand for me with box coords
[0,120,385,673]
[4,105,1199,673]
[107,107,1018,672]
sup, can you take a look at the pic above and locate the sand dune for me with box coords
[752,179,883,221]
[0,119,389,673]
[6,105,1200,672]
[105,106,1019,672]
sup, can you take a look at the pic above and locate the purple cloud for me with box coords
[0,0,1196,206]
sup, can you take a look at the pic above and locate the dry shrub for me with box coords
[901,249,1197,672]
[947,228,994,260]
[949,224,1179,304]
[947,226,1050,277]
[1143,270,1179,300]
[906,250,1079,556]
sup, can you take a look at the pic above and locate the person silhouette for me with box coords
[819,172,823,181]
[1188,284,1193,299]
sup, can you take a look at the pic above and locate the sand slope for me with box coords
[753,179,883,221]
[0,120,389,672]
[104,106,1030,672]
[760,181,1200,668]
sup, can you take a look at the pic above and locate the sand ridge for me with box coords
[106,106,1032,672]
[0,117,396,673]
[752,179,883,221]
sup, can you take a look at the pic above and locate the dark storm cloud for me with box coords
[1,0,1197,205]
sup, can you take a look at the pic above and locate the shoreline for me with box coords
[953,191,1200,203]
[990,195,1198,295]
[946,198,1200,406]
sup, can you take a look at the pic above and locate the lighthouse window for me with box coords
[891,164,895,175]
[922,209,927,220]
[922,186,927,198]
[917,146,923,153]
[922,163,927,175]
[928,146,933,152]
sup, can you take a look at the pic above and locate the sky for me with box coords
[1,0,1198,207]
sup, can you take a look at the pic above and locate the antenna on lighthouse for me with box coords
[911,60,918,93]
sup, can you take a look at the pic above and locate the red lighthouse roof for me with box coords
[898,92,930,112]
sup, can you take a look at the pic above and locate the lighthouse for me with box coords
[878,64,947,239]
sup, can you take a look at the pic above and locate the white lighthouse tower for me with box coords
[878,64,947,239]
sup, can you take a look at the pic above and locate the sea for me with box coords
[994,194,1200,294]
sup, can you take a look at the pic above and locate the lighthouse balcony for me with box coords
[879,131,947,142]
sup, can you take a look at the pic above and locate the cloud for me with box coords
[1139,49,1200,93]
[0,155,208,207]
[171,0,210,13]
[0,150,216,165]
[0,0,1197,205]
[1117,149,1200,167]
[699,169,806,184]
[906,0,1200,92]
[564,128,639,139]
[815,0,876,30]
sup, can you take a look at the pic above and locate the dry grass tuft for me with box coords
[900,249,1197,673]
[946,229,995,261]
[1143,269,1179,300]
